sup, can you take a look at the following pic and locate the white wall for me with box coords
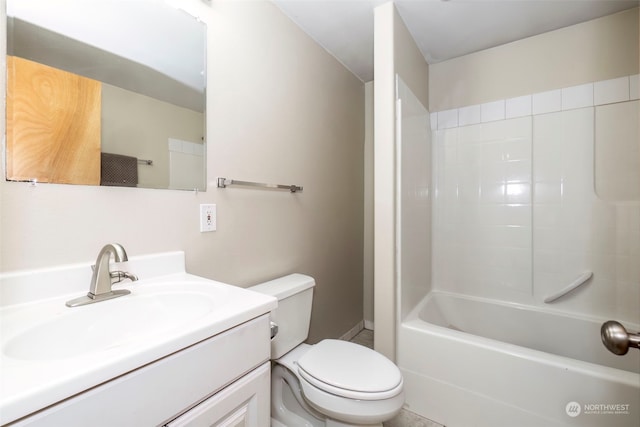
[373,1,396,360]
[431,77,639,324]
[433,117,534,302]
[429,10,639,323]
[373,2,429,360]
[533,100,639,324]
[397,77,431,321]
[0,0,365,343]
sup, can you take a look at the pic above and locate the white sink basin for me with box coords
[4,290,217,360]
[0,258,277,426]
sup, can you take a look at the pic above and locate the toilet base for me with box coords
[272,417,382,427]
[271,360,395,427]
[326,420,382,427]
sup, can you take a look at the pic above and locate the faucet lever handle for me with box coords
[110,270,139,283]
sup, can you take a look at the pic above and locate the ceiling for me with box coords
[8,0,206,91]
[272,0,639,82]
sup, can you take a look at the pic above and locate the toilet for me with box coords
[249,274,404,427]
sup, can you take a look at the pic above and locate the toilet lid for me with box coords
[297,339,403,400]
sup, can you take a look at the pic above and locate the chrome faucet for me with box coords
[66,243,137,307]
[90,243,129,295]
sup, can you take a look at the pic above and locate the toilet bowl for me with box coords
[249,274,404,427]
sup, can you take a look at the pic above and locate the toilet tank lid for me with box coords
[249,273,315,300]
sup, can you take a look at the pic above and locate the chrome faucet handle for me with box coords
[601,320,640,355]
[65,243,134,308]
[91,266,138,282]
[89,243,128,296]
[110,271,139,284]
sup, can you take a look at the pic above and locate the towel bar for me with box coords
[217,177,302,193]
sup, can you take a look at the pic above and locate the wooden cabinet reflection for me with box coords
[7,55,101,185]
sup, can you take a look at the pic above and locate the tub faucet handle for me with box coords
[601,320,640,355]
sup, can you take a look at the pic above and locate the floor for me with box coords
[348,329,445,427]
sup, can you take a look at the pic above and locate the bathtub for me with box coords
[398,291,640,427]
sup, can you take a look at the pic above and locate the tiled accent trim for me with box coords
[431,74,639,130]
[506,95,531,118]
[533,89,561,114]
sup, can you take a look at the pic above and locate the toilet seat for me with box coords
[297,339,403,400]
[273,342,405,426]
[298,371,405,425]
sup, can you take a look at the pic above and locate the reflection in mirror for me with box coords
[6,0,207,190]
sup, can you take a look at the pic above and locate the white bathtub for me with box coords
[398,291,640,427]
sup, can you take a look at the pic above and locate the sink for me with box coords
[0,252,279,426]
[3,290,217,360]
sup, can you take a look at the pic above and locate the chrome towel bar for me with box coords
[217,177,303,193]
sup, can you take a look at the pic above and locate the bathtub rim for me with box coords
[405,289,640,330]
[401,290,640,387]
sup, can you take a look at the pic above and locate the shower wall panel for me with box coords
[430,76,639,323]
[533,104,639,324]
[397,77,431,320]
[432,117,533,303]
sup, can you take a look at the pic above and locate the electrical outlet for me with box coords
[200,204,216,232]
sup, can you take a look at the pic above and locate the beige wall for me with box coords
[393,7,429,109]
[0,0,364,343]
[430,8,640,111]
[373,2,429,360]
[101,83,204,189]
[363,81,374,329]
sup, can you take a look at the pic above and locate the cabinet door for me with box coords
[166,363,270,427]
[6,55,101,185]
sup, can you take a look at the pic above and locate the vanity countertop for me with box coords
[0,252,277,425]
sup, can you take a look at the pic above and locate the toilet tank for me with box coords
[249,274,315,359]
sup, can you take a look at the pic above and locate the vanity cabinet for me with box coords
[165,363,269,426]
[8,315,271,427]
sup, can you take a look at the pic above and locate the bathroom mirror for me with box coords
[5,0,207,190]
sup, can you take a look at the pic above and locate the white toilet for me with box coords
[249,274,404,427]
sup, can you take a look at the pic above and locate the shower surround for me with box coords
[396,74,640,427]
[431,74,639,323]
